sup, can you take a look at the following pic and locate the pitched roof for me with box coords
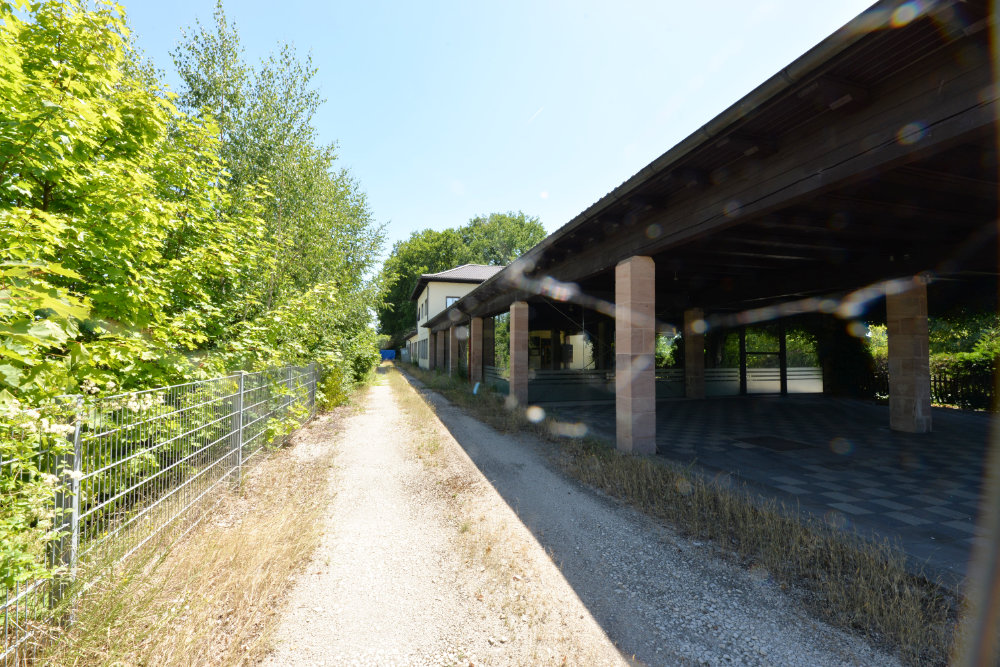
[410,264,504,300]
[422,264,504,281]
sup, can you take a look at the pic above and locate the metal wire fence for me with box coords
[1,364,319,665]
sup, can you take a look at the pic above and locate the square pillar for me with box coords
[428,333,437,370]
[615,256,656,455]
[436,331,446,371]
[483,317,496,368]
[550,329,561,370]
[449,326,461,376]
[597,321,611,369]
[684,308,705,399]
[778,320,788,396]
[470,317,484,384]
[510,301,529,404]
[738,327,747,395]
[887,281,932,433]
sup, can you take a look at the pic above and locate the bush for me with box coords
[930,352,996,410]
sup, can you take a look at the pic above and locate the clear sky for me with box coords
[123,0,876,257]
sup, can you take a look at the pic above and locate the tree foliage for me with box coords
[171,1,382,315]
[378,211,545,340]
[0,0,382,588]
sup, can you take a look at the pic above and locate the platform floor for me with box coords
[546,395,993,589]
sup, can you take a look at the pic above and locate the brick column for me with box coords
[510,301,529,404]
[428,333,437,371]
[483,317,496,368]
[615,256,656,455]
[436,331,446,371]
[597,321,611,369]
[470,317,484,384]
[449,326,461,376]
[684,308,705,399]
[550,329,561,370]
[887,281,932,433]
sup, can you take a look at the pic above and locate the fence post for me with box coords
[51,397,82,614]
[286,366,294,417]
[310,364,318,415]
[235,373,245,489]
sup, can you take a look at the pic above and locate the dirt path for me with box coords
[265,369,627,665]
[266,367,897,666]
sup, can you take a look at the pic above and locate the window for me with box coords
[446,296,459,308]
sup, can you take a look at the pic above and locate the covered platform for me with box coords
[424,0,997,456]
[546,395,989,586]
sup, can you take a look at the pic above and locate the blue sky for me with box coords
[123,0,876,257]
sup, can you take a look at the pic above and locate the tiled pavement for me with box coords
[544,394,992,590]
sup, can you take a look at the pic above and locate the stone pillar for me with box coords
[449,326,461,376]
[887,281,932,433]
[428,333,437,371]
[470,317,484,384]
[615,256,656,455]
[483,317,496,368]
[550,329,561,370]
[510,301,529,404]
[597,321,611,369]
[738,327,747,395]
[436,331,446,372]
[778,320,789,396]
[684,308,705,399]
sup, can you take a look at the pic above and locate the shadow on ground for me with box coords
[400,369,902,665]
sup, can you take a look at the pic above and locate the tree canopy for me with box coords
[0,0,383,588]
[377,212,545,341]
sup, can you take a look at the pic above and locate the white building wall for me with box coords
[414,281,482,370]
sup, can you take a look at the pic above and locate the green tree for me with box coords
[0,0,383,589]
[377,212,545,341]
[0,0,266,587]
[171,1,382,317]
[377,228,469,339]
[460,211,546,266]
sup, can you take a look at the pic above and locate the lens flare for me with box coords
[830,437,854,455]
[846,321,867,338]
[525,405,546,423]
[890,1,924,28]
[896,121,927,145]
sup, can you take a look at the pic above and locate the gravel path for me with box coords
[266,368,898,666]
[265,371,626,665]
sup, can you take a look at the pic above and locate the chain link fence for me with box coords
[1,364,320,665]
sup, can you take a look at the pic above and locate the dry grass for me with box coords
[38,410,345,667]
[402,364,959,665]
[386,365,587,663]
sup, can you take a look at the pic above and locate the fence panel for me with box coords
[1,363,320,665]
[870,369,993,410]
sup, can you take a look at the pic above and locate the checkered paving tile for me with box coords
[546,395,992,588]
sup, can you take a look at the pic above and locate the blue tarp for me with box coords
[380,349,396,360]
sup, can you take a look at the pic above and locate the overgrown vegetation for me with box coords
[1,0,381,591]
[867,308,998,409]
[402,364,961,665]
[39,410,343,666]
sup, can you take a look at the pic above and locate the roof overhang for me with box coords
[426,0,997,333]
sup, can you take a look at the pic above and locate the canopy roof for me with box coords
[427,0,997,332]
